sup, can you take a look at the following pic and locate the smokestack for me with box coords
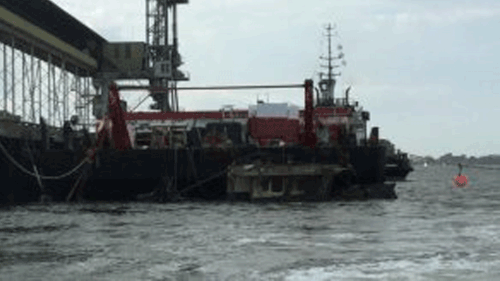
[369,127,379,145]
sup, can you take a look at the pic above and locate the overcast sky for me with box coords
[52,0,499,158]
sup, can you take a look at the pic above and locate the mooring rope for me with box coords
[179,167,229,194]
[177,149,276,194]
[25,138,45,190]
[66,172,84,202]
[33,164,45,190]
[0,139,88,180]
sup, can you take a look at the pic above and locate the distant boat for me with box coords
[424,162,428,168]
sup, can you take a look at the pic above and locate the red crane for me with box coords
[107,83,131,150]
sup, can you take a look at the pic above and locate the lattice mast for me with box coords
[145,0,188,112]
[318,24,345,107]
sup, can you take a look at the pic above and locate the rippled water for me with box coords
[1,165,499,280]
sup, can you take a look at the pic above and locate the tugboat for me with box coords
[226,24,396,201]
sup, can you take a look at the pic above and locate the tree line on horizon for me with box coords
[410,153,500,165]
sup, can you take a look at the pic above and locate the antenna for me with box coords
[317,23,347,107]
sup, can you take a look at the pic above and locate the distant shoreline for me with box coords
[409,154,500,166]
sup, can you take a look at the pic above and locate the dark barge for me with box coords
[0,78,396,204]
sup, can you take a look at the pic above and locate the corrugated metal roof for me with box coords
[0,0,107,56]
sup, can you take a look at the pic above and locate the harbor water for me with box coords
[1,165,499,280]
